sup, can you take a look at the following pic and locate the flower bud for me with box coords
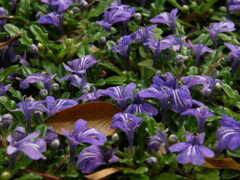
[134,13,142,22]
[168,134,178,144]
[25,96,34,101]
[176,55,186,68]
[0,171,11,180]
[146,157,158,165]
[49,138,60,149]
[51,83,60,92]
[33,111,43,120]
[72,7,80,13]
[191,2,197,7]
[215,82,221,90]
[182,5,189,11]
[39,88,48,98]
[12,127,26,141]
[64,38,73,47]
[29,44,38,58]
[37,43,44,51]
[2,113,13,129]
[80,0,88,8]
[82,84,91,94]
[98,37,107,47]
[111,133,119,141]
[203,88,212,97]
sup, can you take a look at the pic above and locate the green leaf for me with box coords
[124,167,148,175]
[4,24,33,46]
[15,173,43,180]
[98,61,126,77]
[0,65,20,82]
[194,167,219,180]
[205,0,219,11]
[221,169,240,180]
[156,172,185,180]
[8,87,23,101]
[105,76,126,85]
[86,0,116,18]
[16,0,31,18]
[30,25,50,46]
[0,96,16,110]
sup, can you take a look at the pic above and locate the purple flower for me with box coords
[131,25,157,43]
[169,132,214,165]
[44,96,77,116]
[76,89,102,102]
[20,72,56,92]
[181,106,214,132]
[151,72,177,89]
[148,129,169,155]
[181,75,221,94]
[144,38,171,67]
[0,7,7,26]
[217,115,240,150]
[98,83,136,109]
[150,8,178,33]
[111,112,142,147]
[77,145,118,174]
[112,35,133,59]
[17,52,31,66]
[96,4,135,32]
[160,35,186,52]
[124,94,158,116]
[7,129,46,160]
[12,99,46,132]
[227,0,240,11]
[62,119,107,163]
[44,127,59,144]
[60,74,86,90]
[184,41,213,66]
[0,84,11,96]
[38,12,62,29]
[224,42,240,75]
[41,0,73,13]
[63,55,100,76]
[207,20,235,48]
[0,44,17,68]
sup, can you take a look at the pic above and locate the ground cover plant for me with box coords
[1,0,240,179]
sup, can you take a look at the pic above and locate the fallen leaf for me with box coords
[45,102,121,136]
[203,157,240,170]
[0,34,22,49]
[85,167,131,180]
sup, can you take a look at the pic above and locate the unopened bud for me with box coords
[37,43,44,51]
[176,55,186,67]
[146,157,158,165]
[72,7,80,13]
[25,96,34,101]
[191,2,197,6]
[29,44,38,58]
[168,134,178,144]
[39,88,48,97]
[203,88,212,97]
[80,0,88,8]
[134,13,142,22]
[111,133,119,141]
[50,138,60,149]
[2,114,13,129]
[64,38,73,47]
[12,127,26,141]
[99,37,107,47]
[215,82,221,90]
[0,171,11,180]
[182,5,189,11]
[33,111,43,120]
[82,84,91,94]
[51,83,60,92]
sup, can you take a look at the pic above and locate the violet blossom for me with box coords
[144,38,171,67]
[181,106,214,132]
[160,35,186,52]
[76,89,102,102]
[44,127,59,144]
[184,41,213,67]
[207,20,235,48]
[169,132,214,165]
[124,94,158,117]
[41,0,73,13]
[7,129,46,160]
[111,112,142,147]
[63,55,100,76]
[38,12,62,29]
[17,52,31,66]
[224,42,240,75]
[0,44,17,68]
[148,129,169,155]
[131,25,157,43]
[217,115,240,150]
[60,74,87,90]
[226,0,240,17]
[43,96,78,116]
[96,3,135,32]
[181,75,221,94]
[0,7,7,26]
[12,99,46,132]
[77,145,118,174]
[112,35,133,61]
[20,72,56,92]
[0,83,11,96]
[150,8,178,33]
[62,119,107,163]
[98,83,136,110]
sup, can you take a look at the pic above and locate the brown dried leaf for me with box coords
[45,102,121,136]
[0,34,22,49]
[203,157,240,170]
[85,167,131,180]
